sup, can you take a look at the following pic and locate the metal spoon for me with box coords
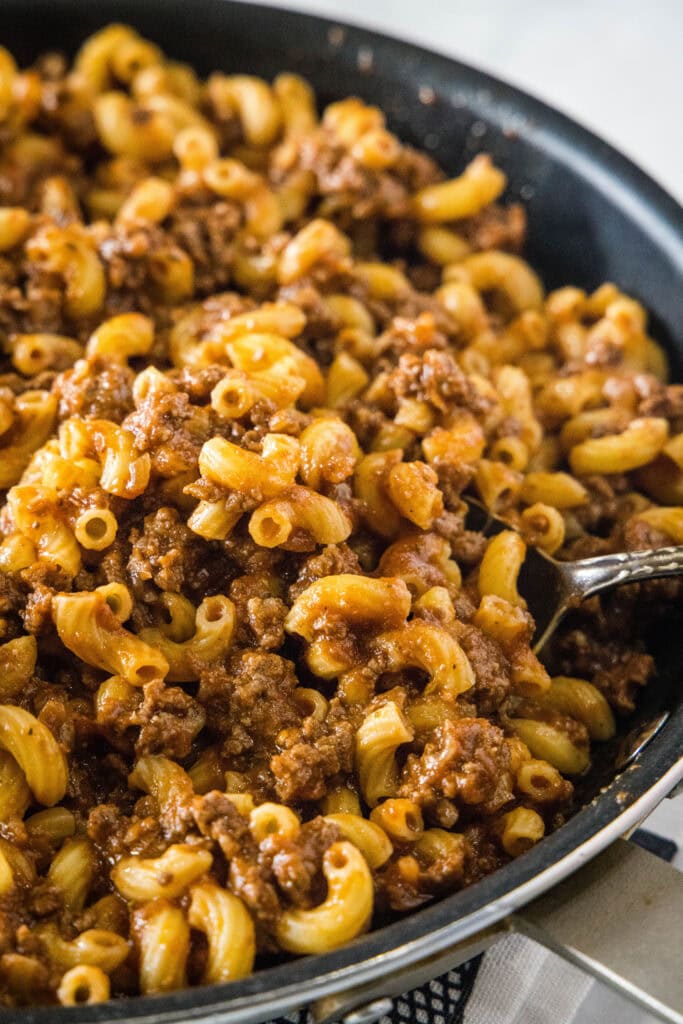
[464,498,683,653]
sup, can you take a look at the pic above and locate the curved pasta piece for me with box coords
[508,718,589,775]
[569,417,669,475]
[25,224,105,319]
[413,155,506,224]
[249,486,352,548]
[478,530,527,608]
[188,881,255,983]
[58,417,151,499]
[211,368,304,419]
[86,313,155,361]
[37,924,129,973]
[112,844,213,902]
[276,841,373,954]
[249,803,300,844]
[323,814,393,869]
[519,503,565,555]
[128,756,194,836]
[48,836,97,912]
[372,620,475,698]
[0,206,31,252]
[73,23,151,91]
[370,799,424,843]
[94,91,192,161]
[135,900,190,994]
[0,848,14,896]
[461,249,544,313]
[57,965,110,1007]
[139,595,235,682]
[198,433,300,499]
[116,177,175,227]
[277,219,350,286]
[208,73,281,146]
[7,485,81,577]
[355,701,414,807]
[202,159,282,238]
[53,591,169,685]
[218,301,306,342]
[386,460,443,530]
[520,471,588,509]
[0,635,37,701]
[299,418,360,491]
[0,750,31,819]
[536,676,615,741]
[634,506,683,543]
[500,807,545,857]
[225,333,324,409]
[26,807,76,843]
[378,532,461,598]
[354,450,403,538]
[0,391,57,489]
[285,574,411,643]
[0,705,67,806]
[12,333,83,376]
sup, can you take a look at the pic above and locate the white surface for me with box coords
[249,0,683,202]
[247,2,683,1022]
[464,935,592,1024]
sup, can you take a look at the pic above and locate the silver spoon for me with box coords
[464,498,683,653]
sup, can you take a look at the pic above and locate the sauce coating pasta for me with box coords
[0,24,678,1007]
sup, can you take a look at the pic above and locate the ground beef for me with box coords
[276,283,340,346]
[274,129,430,223]
[264,818,341,908]
[20,582,55,636]
[52,356,134,422]
[175,364,229,404]
[553,625,654,714]
[378,837,469,912]
[169,199,242,295]
[441,524,488,567]
[192,790,254,861]
[288,543,362,601]
[635,377,683,419]
[462,822,508,886]
[127,507,207,594]
[622,516,671,551]
[198,651,301,759]
[97,222,192,323]
[377,532,459,595]
[87,804,167,863]
[134,680,205,759]
[228,855,281,947]
[0,571,24,624]
[123,390,212,477]
[387,348,486,416]
[270,701,356,803]
[400,718,513,822]
[461,203,526,253]
[0,266,65,341]
[459,626,512,714]
[229,573,288,649]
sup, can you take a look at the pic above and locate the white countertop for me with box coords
[245,3,683,1022]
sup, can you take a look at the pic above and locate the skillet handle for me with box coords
[510,838,683,1024]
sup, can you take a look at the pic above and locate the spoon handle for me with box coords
[562,545,683,599]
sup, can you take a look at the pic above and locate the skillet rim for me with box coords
[0,1,681,1019]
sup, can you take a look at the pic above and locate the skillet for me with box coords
[2,2,682,1022]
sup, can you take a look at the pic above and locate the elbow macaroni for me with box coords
[0,25,674,1007]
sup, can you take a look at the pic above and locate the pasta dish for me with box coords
[0,24,679,1008]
